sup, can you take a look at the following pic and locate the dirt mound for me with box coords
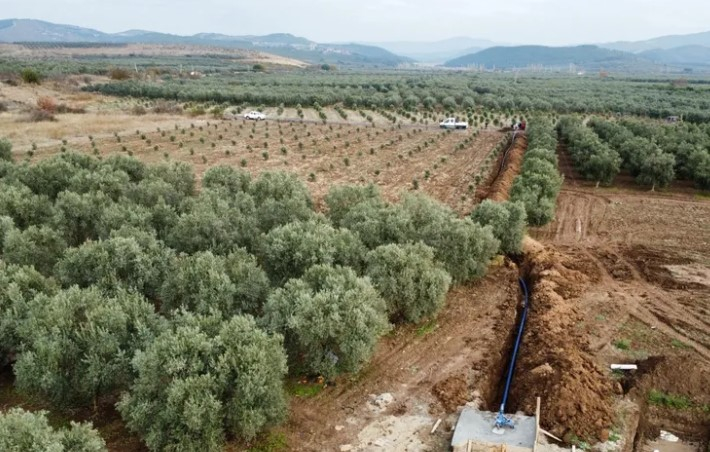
[433,374,470,412]
[509,238,616,442]
[478,134,527,202]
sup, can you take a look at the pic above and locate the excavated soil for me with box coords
[629,356,710,446]
[433,374,470,412]
[477,133,526,203]
[508,238,616,442]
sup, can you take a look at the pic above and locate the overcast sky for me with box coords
[4,0,709,44]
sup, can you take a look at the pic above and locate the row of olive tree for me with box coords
[594,118,709,190]
[589,117,676,190]
[509,117,563,226]
[0,145,505,450]
[557,116,621,187]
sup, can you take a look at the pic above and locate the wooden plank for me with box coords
[533,397,541,452]
[540,428,563,442]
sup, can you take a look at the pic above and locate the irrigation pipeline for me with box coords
[495,277,530,430]
[492,131,518,181]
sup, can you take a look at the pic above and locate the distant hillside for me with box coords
[0,18,411,66]
[602,30,710,53]
[444,45,657,71]
[370,37,501,63]
[639,45,710,68]
[0,18,105,42]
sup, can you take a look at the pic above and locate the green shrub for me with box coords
[0,261,57,364]
[262,265,389,378]
[118,312,287,451]
[0,138,12,162]
[55,234,171,299]
[20,68,42,84]
[365,243,451,323]
[259,218,365,285]
[324,184,382,227]
[471,200,527,254]
[3,225,67,275]
[14,287,165,406]
[0,408,105,451]
[160,250,270,317]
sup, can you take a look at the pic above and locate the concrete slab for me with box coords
[452,408,537,450]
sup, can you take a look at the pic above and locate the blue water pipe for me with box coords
[495,277,530,430]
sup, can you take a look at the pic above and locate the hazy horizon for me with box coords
[3,0,710,45]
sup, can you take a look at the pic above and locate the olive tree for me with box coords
[55,234,171,299]
[128,177,186,210]
[202,165,251,195]
[324,184,382,227]
[3,225,67,275]
[259,218,366,285]
[118,312,287,452]
[0,137,12,162]
[524,148,558,167]
[688,148,710,189]
[160,250,270,317]
[584,147,622,186]
[471,200,527,254]
[0,215,14,253]
[14,287,165,407]
[262,264,390,378]
[67,166,131,201]
[96,199,154,239]
[17,155,81,200]
[249,171,314,232]
[0,182,55,229]
[340,200,414,249]
[0,262,57,365]
[166,190,258,254]
[418,216,499,284]
[0,408,106,452]
[636,148,676,191]
[365,243,451,323]
[52,190,111,247]
[146,161,195,198]
[101,154,146,183]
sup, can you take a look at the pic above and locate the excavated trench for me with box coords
[482,269,531,415]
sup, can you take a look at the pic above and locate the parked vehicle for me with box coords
[439,117,468,130]
[244,111,266,120]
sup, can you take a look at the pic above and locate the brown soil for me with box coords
[480,133,527,202]
[432,374,470,412]
[527,141,710,448]
[510,238,616,442]
[629,356,710,445]
[280,263,521,450]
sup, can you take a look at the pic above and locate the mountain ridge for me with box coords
[443,45,660,71]
[0,18,410,66]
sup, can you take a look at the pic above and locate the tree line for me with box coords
[557,116,622,186]
[0,140,529,450]
[509,117,563,226]
[79,72,710,124]
[589,118,709,190]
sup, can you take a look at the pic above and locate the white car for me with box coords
[439,117,468,130]
[244,111,266,120]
